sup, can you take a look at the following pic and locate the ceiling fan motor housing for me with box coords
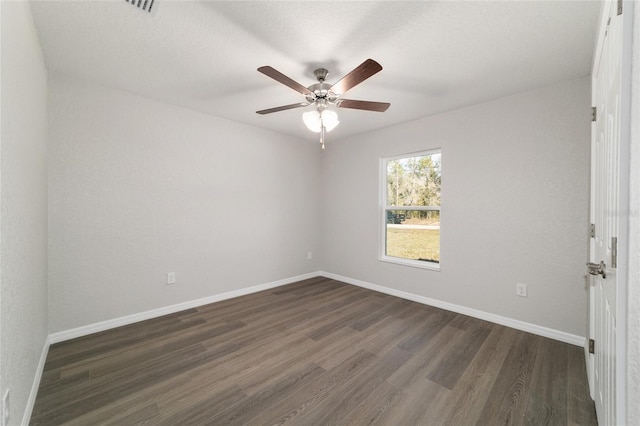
[306,68,338,106]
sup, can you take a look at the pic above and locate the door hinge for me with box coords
[617,0,623,15]
[611,237,617,268]
[592,106,597,122]
[589,338,595,354]
[590,223,595,238]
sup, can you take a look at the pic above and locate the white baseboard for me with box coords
[22,337,49,426]
[48,272,319,344]
[49,269,586,347]
[318,271,586,347]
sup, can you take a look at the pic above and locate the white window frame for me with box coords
[379,149,441,271]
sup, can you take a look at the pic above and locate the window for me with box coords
[380,150,441,270]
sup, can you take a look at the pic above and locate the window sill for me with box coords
[379,256,441,271]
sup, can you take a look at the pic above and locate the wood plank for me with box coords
[397,308,457,353]
[64,353,233,425]
[31,344,208,422]
[442,325,518,425]
[475,332,541,425]
[305,298,382,341]
[348,295,412,332]
[375,376,451,425]
[204,362,326,425]
[243,349,378,426]
[44,318,207,371]
[291,347,412,425]
[386,325,463,389]
[426,322,491,389]
[523,337,569,425]
[335,379,403,426]
[103,403,161,426]
[156,385,247,426]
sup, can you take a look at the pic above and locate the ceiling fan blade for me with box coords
[329,59,383,96]
[256,102,309,115]
[337,99,390,112]
[257,66,314,96]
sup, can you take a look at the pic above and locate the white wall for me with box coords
[48,74,320,333]
[0,2,49,425]
[320,77,591,338]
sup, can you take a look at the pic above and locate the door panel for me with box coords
[591,1,621,424]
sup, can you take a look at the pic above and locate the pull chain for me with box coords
[320,115,326,149]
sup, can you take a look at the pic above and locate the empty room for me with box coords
[1,0,638,425]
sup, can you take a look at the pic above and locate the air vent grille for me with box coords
[125,0,157,15]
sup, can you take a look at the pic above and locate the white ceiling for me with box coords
[30,0,601,142]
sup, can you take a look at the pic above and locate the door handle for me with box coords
[587,261,606,279]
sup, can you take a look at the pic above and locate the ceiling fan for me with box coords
[256,59,390,149]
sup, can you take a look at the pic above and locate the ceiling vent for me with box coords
[125,0,157,15]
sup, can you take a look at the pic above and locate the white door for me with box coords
[590,1,622,424]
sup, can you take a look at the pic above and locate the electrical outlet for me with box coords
[307,251,313,260]
[2,390,10,426]
[167,272,176,285]
[516,283,528,297]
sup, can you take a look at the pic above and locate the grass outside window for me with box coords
[386,228,440,263]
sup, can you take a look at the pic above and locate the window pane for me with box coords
[386,153,441,207]
[386,209,440,263]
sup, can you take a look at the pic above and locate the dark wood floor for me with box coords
[31,277,597,425]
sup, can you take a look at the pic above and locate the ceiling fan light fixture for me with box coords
[302,110,339,133]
